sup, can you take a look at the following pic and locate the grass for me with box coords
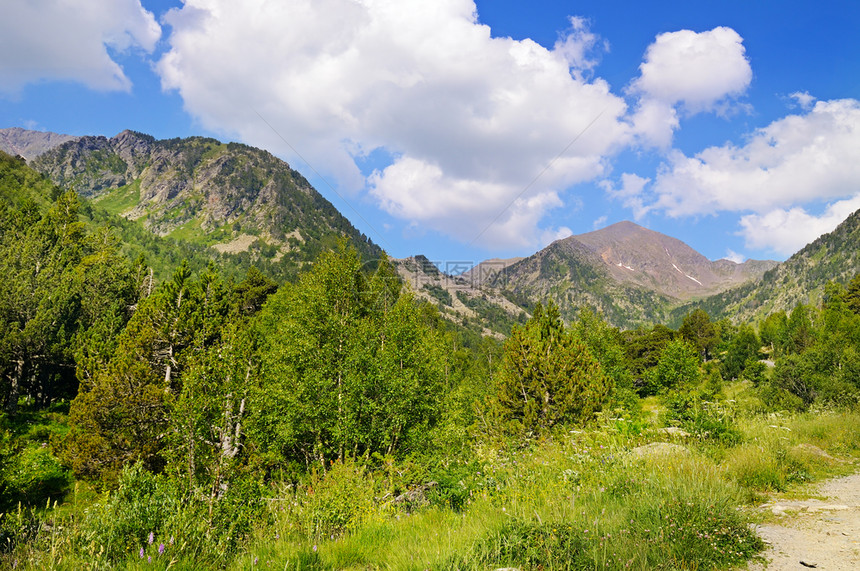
[94,179,141,216]
[4,404,860,570]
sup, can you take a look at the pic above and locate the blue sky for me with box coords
[2,1,859,268]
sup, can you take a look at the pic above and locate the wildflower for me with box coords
[169,536,175,545]
[312,545,318,552]
[158,543,165,555]
[139,547,145,558]
[148,556,152,563]
[148,531,154,544]
[254,557,258,565]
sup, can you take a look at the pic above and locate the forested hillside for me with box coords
[675,208,860,325]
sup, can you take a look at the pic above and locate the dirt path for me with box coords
[747,472,860,570]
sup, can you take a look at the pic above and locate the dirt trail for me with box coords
[747,472,860,570]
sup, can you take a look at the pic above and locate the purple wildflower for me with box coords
[148,556,152,563]
[139,547,145,558]
[158,543,165,555]
[148,531,154,544]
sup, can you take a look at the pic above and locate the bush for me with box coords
[82,462,180,560]
[0,444,70,511]
[663,391,742,444]
[300,460,376,539]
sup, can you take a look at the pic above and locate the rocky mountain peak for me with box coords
[0,127,79,161]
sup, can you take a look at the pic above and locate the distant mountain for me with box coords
[680,208,860,324]
[0,127,78,160]
[475,221,777,329]
[570,221,777,300]
[30,130,382,278]
[393,255,527,336]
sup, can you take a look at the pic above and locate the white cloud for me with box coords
[631,27,751,111]
[790,91,816,110]
[651,99,860,217]
[601,172,651,219]
[629,27,751,147]
[723,249,746,264]
[738,195,860,256]
[540,225,574,247]
[592,215,608,230]
[553,16,606,79]
[157,0,630,249]
[0,0,160,95]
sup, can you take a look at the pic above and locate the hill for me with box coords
[677,208,860,324]
[29,130,382,280]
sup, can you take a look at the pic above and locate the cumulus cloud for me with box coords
[651,99,860,217]
[157,0,629,249]
[600,173,651,219]
[0,0,160,95]
[738,195,860,256]
[629,27,751,147]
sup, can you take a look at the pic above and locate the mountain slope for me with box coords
[393,255,528,336]
[30,130,382,278]
[679,208,860,324]
[0,127,78,160]
[569,221,776,300]
[476,221,776,329]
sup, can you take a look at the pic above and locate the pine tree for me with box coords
[492,302,610,435]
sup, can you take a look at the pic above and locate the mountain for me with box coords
[679,208,860,324]
[393,255,528,336]
[475,221,776,329]
[0,127,78,160]
[570,221,777,300]
[29,130,382,279]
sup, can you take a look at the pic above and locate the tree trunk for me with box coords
[6,359,24,414]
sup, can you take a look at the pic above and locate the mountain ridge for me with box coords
[29,129,382,280]
[0,127,78,160]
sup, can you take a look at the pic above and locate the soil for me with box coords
[746,472,860,570]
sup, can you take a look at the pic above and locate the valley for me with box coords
[1,128,860,570]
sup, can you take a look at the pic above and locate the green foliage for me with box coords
[622,323,675,391]
[83,462,179,559]
[643,338,701,396]
[448,518,591,570]
[679,308,718,360]
[251,246,446,469]
[720,324,761,381]
[490,302,610,435]
[300,460,376,539]
[569,308,634,397]
[62,263,242,482]
[663,392,742,444]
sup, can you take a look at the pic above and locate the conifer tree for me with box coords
[492,302,610,435]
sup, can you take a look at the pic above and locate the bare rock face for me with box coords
[0,127,78,161]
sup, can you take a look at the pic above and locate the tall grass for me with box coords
[6,409,859,570]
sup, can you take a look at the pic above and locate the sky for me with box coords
[1,0,859,268]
